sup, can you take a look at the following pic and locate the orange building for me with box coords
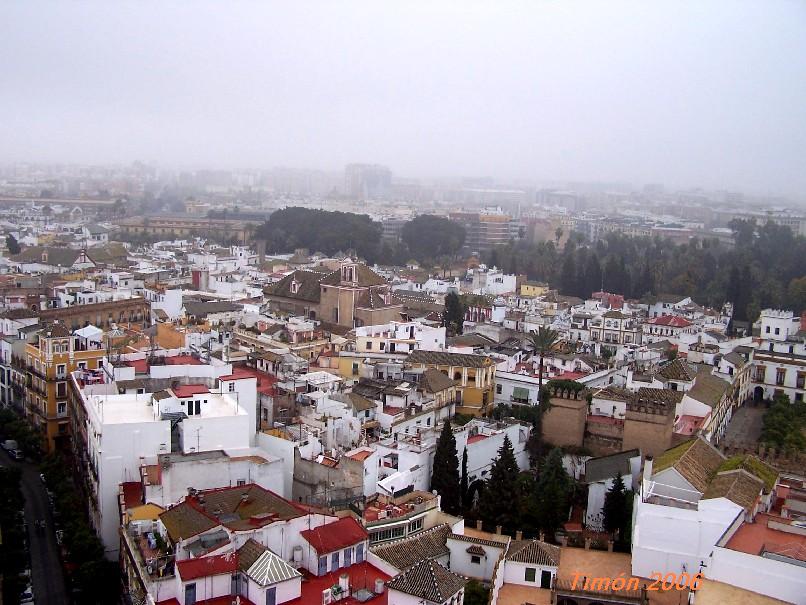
[23,322,106,453]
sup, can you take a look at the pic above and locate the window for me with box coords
[57,402,66,415]
[496,384,502,394]
[356,543,365,563]
[471,555,481,564]
[195,400,201,415]
[776,368,786,386]
[344,547,352,567]
[56,364,66,377]
[408,518,423,533]
[318,556,327,575]
[186,401,194,416]
[228,382,236,392]
[331,551,340,570]
[766,326,771,333]
[525,567,536,582]
[56,382,67,398]
[796,393,804,402]
[798,373,805,389]
[237,479,246,486]
[755,367,766,382]
[366,342,372,350]
[775,327,780,335]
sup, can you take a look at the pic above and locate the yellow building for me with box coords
[406,350,496,416]
[24,322,105,453]
[520,281,549,298]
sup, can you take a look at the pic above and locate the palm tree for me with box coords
[526,326,560,390]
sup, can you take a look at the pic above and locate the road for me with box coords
[10,454,69,605]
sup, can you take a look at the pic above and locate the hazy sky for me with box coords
[2,1,805,194]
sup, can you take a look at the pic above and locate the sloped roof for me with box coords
[504,539,560,566]
[593,386,632,402]
[319,264,388,287]
[237,538,267,572]
[420,369,456,394]
[371,524,451,571]
[176,552,238,580]
[9,246,88,267]
[585,449,640,484]
[653,437,725,493]
[266,270,326,302]
[703,469,765,513]
[407,350,493,369]
[300,516,367,555]
[354,288,402,310]
[386,559,466,602]
[717,455,778,492]
[687,372,730,407]
[245,547,302,586]
[647,315,692,327]
[722,351,747,368]
[634,387,684,406]
[159,500,219,541]
[657,358,697,382]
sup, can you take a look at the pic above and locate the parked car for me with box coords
[20,584,34,604]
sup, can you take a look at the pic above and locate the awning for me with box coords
[513,387,530,400]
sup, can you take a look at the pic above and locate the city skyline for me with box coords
[1,1,805,196]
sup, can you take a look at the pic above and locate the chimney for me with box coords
[495,525,502,535]
[515,530,523,540]
[475,519,483,531]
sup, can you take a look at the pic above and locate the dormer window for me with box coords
[341,263,356,283]
[290,279,300,294]
[41,251,48,263]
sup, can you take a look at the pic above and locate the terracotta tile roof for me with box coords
[704,469,765,512]
[657,358,697,382]
[449,532,510,549]
[370,524,451,571]
[653,437,726,493]
[647,315,693,327]
[504,539,560,566]
[386,559,466,602]
[466,544,486,556]
[237,538,267,572]
[593,386,632,402]
[419,369,456,394]
[159,499,219,542]
[687,372,730,408]
[300,516,368,555]
[407,350,493,369]
[176,552,239,581]
[634,387,684,406]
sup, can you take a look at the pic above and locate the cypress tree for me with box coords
[535,448,570,539]
[430,419,461,515]
[603,472,630,539]
[478,436,520,533]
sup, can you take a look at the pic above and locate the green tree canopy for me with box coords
[401,215,465,263]
[5,234,20,255]
[443,292,465,335]
[430,419,462,515]
[535,448,570,538]
[602,472,629,535]
[478,436,520,533]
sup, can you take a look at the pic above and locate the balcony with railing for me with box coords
[122,525,175,585]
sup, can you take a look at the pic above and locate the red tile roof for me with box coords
[176,552,238,581]
[173,384,210,398]
[165,354,204,365]
[300,517,368,555]
[219,366,278,395]
[467,434,488,444]
[126,358,149,374]
[286,562,389,605]
[647,315,692,327]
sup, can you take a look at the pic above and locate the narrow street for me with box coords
[10,455,69,605]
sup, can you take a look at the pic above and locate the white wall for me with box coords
[707,545,806,605]
[255,433,296,499]
[631,497,742,579]
[446,537,506,581]
[501,560,556,588]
